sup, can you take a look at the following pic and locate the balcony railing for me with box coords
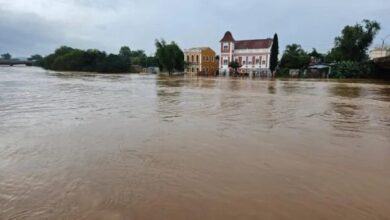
[187,62,200,65]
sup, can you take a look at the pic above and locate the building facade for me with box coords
[184,47,219,76]
[219,31,273,76]
[369,47,390,60]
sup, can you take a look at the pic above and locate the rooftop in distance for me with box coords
[220,31,273,49]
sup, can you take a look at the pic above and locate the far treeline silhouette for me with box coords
[32,40,184,74]
[34,45,158,73]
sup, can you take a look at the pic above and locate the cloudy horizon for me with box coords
[0,0,389,57]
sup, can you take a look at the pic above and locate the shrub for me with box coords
[330,61,373,78]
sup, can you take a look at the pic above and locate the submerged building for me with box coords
[184,47,219,76]
[219,31,273,76]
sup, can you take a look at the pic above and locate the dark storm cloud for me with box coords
[0,9,64,56]
[0,8,105,57]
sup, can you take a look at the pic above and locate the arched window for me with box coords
[187,55,190,62]
[196,55,199,63]
[192,55,194,62]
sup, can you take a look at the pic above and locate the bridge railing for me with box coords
[0,60,33,66]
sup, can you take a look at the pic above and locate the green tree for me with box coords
[118,46,132,69]
[229,61,241,75]
[41,46,132,73]
[146,56,158,67]
[43,54,56,69]
[51,49,86,71]
[308,48,323,60]
[28,54,43,61]
[119,46,132,57]
[308,48,325,64]
[83,49,107,71]
[28,54,44,66]
[332,19,381,62]
[331,61,362,78]
[130,50,147,67]
[97,54,130,73]
[270,33,279,72]
[1,53,12,60]
[280,44,310,69]
[155,39,184,75]
[54,46,74,57]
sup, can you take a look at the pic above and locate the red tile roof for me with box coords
[220,31,235,42]
[235,39,273,49]
[220,31,273,49]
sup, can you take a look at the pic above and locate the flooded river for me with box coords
[1,67,389,220]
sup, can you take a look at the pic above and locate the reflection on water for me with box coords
[326,84,370,136]
[374,87,390,102]
[328,102,368,136]
[1,67,390,220]
[267,81,277,94]
[329,83,363,98]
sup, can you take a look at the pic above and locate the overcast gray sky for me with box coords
[0,0,389,57]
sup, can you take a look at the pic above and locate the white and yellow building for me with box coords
[184,47,219,76]
[219,31,273,76]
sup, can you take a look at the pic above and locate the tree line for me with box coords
[29,46,158,73]
[276,19,383,78]
[26,40,184,74]
[1,53,12,60]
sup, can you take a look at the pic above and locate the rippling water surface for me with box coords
[1,67,389,220]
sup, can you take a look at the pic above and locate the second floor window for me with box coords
[223,43,229,50]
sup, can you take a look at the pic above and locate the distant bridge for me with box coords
[0,60,33,66]
[373,55,390,70]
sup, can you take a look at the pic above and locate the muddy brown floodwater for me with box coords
[0,67,389,220]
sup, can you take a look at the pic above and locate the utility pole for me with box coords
[381,34,390,57]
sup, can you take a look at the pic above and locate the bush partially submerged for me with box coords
[330,61,373,78]
[40,46,156,73]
